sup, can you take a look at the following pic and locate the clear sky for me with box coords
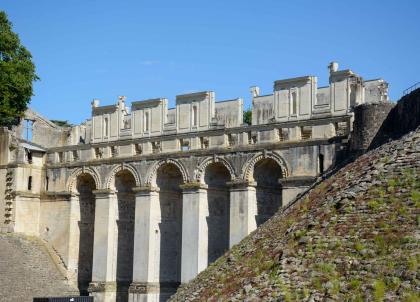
[2,0,420,124]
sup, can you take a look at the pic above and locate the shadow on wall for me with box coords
[369,88,420,150]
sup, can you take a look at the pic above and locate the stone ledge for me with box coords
[14,191,40,198]
[279,176,317,187]
[88,281,117,293]
[132,186,159,193]
[179,182,208,191]
[92,189,116,196]
[226,180,257,189]
[128,282,180,294]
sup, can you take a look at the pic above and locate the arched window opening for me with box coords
[204,162,230,264]
[114,170,136,302]
[156,163,183,298]
[75,173,96,296]
[253,158,283,226]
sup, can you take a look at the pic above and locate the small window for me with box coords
[319,153,325,174]
[152,141,161,154]
[144,112,149,132]
[45,176,49,191]
[58,152,64,163]
[200,137,209,149]
[110,146,118,157]
[301,126,312,140]
[192,105,197,126]
[278,128,285,141]
[180,139,190,151]
[228,134,235,146]
[134,143,142,155]
[290,91,297,116]
[28,176,32,191]
[72,150,79,161]
[247,132,252,144]
[95,147,102,159]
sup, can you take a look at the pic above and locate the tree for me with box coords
[0,11,38,128]
[243,109,252,125]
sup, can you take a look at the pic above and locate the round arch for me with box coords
[145,159,189,186]
[67,167,101,193]
[104,163,141,190]
[242,151,289,182]
[195,156,236,184]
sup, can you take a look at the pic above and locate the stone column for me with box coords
[228,181,257,248]
[180,183,208,283]
[89,189,118,302]
[129,186,161,302]
[67,192,81,287]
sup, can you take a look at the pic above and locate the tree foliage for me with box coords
[0,11,38,128]
[243,109,252,125]
[50,120,73,127]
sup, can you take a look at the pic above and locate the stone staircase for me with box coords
[0,233,78,302]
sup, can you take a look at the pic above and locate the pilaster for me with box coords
[228,180,257,248]
[89,189,118,302]
[129,186,161,302]
[180,182,208,283]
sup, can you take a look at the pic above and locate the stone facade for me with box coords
[0,62,390,302]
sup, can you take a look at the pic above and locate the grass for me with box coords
[373,279,386,302]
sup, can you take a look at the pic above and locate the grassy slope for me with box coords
[171,128,420,302]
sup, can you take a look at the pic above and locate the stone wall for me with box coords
[350,102,395,152]
[351,88,420,152]
[369,88,420,149]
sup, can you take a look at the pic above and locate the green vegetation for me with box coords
[243,109,252,125]
[0,11,39,128]
[373,279,386,302]
[50,120,73,127]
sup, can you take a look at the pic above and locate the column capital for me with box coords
[179,182,208,192]
[92,188,115,197]
[88,281,117,293]
[132,185,159,194]
[226,180,256,189]
[129,282,180,294]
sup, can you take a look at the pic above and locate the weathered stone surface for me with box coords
[0,233,77,302]
[169,126,420,301]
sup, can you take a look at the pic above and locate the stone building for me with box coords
[0,62,390,302]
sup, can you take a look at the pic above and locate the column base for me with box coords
[88,281,117,302]
[128,282,180,302]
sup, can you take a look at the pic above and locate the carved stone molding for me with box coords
[128,282,181,294]
[88,281,117,293]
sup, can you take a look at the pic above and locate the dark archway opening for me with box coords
[156,163,183,300]
[115,170,136,302]
[76,174,96,295]
[253,158,283,226]
[204,162,230,264]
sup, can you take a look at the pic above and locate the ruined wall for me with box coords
[39,198,71,267]
[350,102,395,152]
[369,88,420,149]
[351,88,420,152]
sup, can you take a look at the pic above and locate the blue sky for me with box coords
[2,0,419,124]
